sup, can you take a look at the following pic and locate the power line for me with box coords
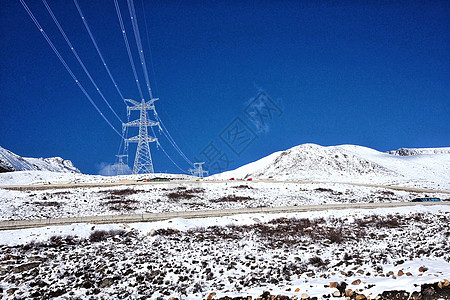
[20,0,122,137]
[113,0,145,101]
[72,0,127,104]
[126,0,154,100]
[157,140,188,174]
[138,0,193,167]
[41,0,123,124]
[155,112,194,166]
[140,0,159,96]
[127,0,193,167]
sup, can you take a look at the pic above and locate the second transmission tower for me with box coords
[123,98,159,174]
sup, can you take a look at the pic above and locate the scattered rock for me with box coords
[352,279,361,285]
[444,279,450,287]
[397,270,404,277]
[332,290,341,297]
[12,262,40,273]
[98,277,115,288]
[419,266,428,272]
[336,282,348,295]
[345,289,354,297]
[207,292,217,300]
[410,291,421,300]
[7,288,18,295]
[329,282,338,288]
[301,293,309,299]
[380,290,409,300]
[48,288,67,298]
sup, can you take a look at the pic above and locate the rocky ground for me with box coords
[1,207,449,299]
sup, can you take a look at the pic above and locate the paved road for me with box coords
[0,201,448,231]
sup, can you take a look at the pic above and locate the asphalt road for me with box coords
[0,201,448,231]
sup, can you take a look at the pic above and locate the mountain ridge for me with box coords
[0,146,80,173]
[211,143,450,189]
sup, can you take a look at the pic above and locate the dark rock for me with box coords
[48,288,67,298]
[380,290,410,300]
[336,282,347,295]
[422,282,450,300]
[6,288,18,296]
[12,262,40,273]
[99,277,116,288]
[82,280,94,289]
[260,291,271,299]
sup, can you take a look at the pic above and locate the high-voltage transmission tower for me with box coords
[114,154,129,175]
[189,162,209,178]
[123,98,159,174]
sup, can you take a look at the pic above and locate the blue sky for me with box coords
[1,0,449,175]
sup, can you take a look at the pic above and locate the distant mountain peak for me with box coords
[0,146,80,173]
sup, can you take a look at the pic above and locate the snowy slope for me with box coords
[387,147,450,156]
[211,144,450,189]
[0,146,79,173]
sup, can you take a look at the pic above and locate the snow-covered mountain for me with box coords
[387,147,450,156]
[211,143,450,189]
[0,146,79,173]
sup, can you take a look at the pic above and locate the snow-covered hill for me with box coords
[211,144,450,189]
[387,147,450,156]
[0,146,79,173]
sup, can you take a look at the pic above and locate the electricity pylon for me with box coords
[114,155,129,175]
[189,162,209,178]
[123,98,159,174]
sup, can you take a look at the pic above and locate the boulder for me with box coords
[207,293,217,300]
[418,266,428,272]
[351,279,361,285]
[329,282,338,288]
[98,277,115,288]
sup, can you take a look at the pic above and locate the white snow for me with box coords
[1,143,449,299]
[0,146,79,173]
[0,205,449,299]
[210,144,450,190]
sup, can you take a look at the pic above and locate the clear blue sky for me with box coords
[1,0,449,175]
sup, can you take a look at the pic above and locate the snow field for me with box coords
[0,205,449,299]
[1,181,447,221]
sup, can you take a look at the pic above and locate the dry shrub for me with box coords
[89,229,126,242]
[102,199,139,211]
[210,195,252,203]
[34,201,61,207]
[167,188,204,200]
[232,185,253,189]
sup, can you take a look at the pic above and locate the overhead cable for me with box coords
[20,0,122,137]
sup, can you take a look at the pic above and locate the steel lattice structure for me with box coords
[123,98,159,174]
